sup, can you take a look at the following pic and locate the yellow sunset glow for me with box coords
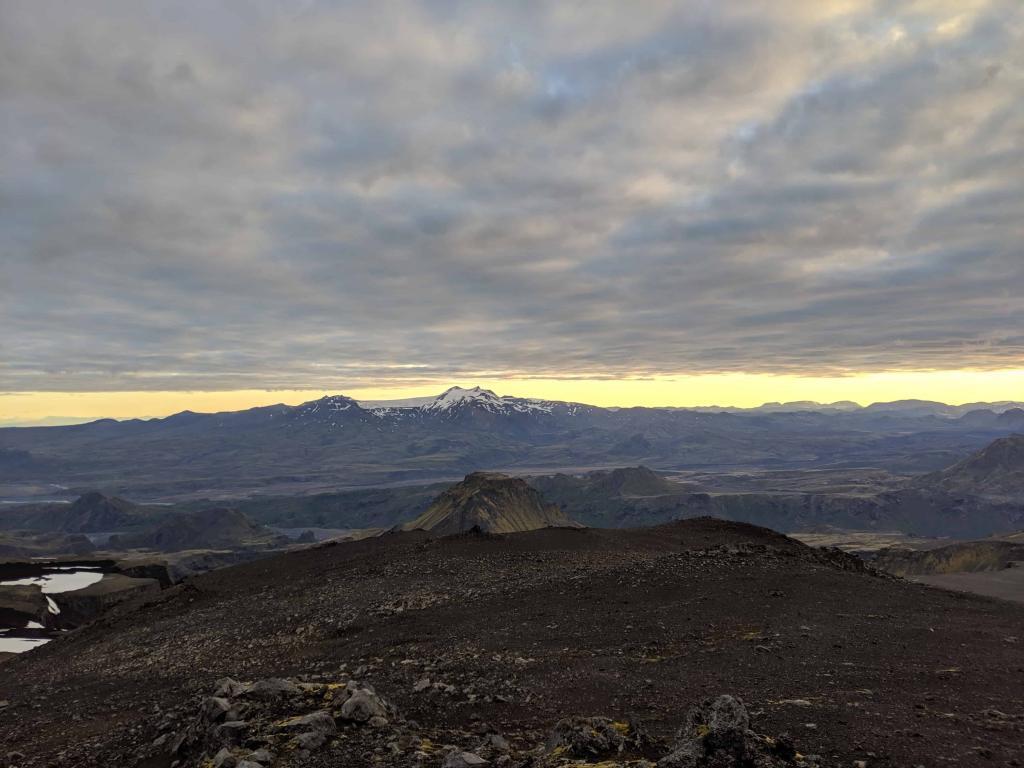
[4,369,1024,425]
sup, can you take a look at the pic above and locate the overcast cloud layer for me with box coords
[2,1,1023,392]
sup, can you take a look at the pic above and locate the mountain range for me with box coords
[3,386,1024,501]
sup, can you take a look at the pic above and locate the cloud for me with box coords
[0,0,1022,391]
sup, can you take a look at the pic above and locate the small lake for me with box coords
[1,567,105,593]
[0,565,108,654]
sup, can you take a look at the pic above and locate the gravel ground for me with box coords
[0,518,1022,767]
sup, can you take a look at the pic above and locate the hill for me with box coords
[0,491,150,533]
[403,472,578,534]
[0,518,1022,766]
[108,508,287,552]
[922,435,1024,498]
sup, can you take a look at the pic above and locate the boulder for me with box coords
[274,710,336,735]
[214,677,247,698]
[339,688,387,722]
[547,716,632,759]
[213,721,249,746]
[240,678,300,700]
[295,731,327,750]
[200,696,233,723]
[658,696,797,768]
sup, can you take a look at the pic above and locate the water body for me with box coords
[1,568,105,593]
[0,565,107,653]
[0,633,50,653]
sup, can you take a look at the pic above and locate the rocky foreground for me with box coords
[0,518,1022,767]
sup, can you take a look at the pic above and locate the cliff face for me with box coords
[0,584,50,626]
[874,540,1024,576]
[404,472,580,535]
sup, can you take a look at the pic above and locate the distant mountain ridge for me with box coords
[109,508,287,552]
[4,385,1024,500]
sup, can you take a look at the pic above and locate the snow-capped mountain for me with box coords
[359,386,559,418]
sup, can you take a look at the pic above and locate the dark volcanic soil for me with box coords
[1,518,1022,767]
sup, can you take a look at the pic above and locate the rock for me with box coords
[213,721,249,745]
[213,748,237,768]
[201,696,233,723]
[295,731,327,750]
[414,677,432,692]
[339,688,388,722]
[0,701,8,710]
[547,716,632,759]
[443,751,489,768]
[241,677,300,700]
[488,734,510,752]
[659,696,798,768]
[246,748,275,765]
[214,677,247,698]
[274,710,336,735]
[236,762,263,768]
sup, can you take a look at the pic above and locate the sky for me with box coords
[2,1,1023,424]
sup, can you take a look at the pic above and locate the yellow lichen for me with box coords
[610,721,630,735]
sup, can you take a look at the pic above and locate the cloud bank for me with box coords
[1,0,1022,391]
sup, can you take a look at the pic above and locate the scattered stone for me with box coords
[414,677,432,692]
[212,747,237,768]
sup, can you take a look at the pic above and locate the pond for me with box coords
[0,565,108,654]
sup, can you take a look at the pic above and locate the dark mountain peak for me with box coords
[925,435,1024,497]
[69,491,136,515]
[60,492,141,533]
[404,472,579,535]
